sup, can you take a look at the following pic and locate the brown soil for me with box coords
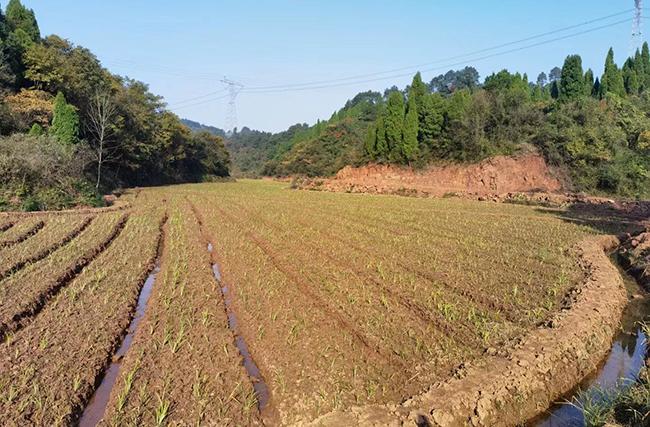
[0,214,128,341]
[0,208,165,426]
[304,234,630,426]
[0,216,94,281]
[99,200,261,426]
[0,219,45,248]
[301,153,563,197]
[0,221,14,232]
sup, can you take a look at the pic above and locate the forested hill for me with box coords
[195,50,650,197]
[185,91,380,177]
[0,0,230,211]
[181,118,226,138]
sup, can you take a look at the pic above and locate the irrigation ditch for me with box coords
[305,230,650,426]
[77,213,167,426]
[188,199,278,425]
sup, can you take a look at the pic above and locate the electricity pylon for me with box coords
[221,77,244,135]
[631,0,644,54]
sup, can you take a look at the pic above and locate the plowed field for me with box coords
[0,180,598,426]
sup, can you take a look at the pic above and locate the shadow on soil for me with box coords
[534,201,650,235]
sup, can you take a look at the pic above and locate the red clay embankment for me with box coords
[307,153,563,197]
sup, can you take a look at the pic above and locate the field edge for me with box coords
[304,233,630,427]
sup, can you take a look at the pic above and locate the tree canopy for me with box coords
[0,0,231,210]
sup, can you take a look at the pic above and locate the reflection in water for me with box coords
[536,319,647,426]
[206,241,272,414]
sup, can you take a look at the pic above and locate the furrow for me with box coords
[0,216,94,281]
[0,214,128,341]
[0,220,45,249]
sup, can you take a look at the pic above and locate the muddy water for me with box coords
[534,267,650,427]
[207,242,272,413]
[78,263,161,427]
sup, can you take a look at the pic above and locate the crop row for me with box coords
[0,207,165,426]
[211,182,587,326]
[0,215,93,280]
[100,199,260,426]
[0,220,15,232]
[172,180,591,423]
[0,217,45,248]
[0,212,127,341]
[182,194,417,425]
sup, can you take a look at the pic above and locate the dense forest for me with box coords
[213,48,650,198]
[0,0,230,210]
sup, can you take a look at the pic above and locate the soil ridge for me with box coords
[303,233,630,426]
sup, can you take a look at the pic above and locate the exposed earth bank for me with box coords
[302,234,631,427]
[299,153,563,197]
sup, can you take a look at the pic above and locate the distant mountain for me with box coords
[181,119,226,138]
[181,92,379,178]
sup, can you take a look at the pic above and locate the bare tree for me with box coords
[86,91,118,190]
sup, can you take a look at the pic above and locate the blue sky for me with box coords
[21,0,640,132]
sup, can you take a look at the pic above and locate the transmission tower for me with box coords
[631,0,644,54]
[221,77,244,134]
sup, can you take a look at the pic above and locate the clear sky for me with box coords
[20,0,640,132]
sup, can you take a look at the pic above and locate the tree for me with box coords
[409,72,442,149]
[4,27,33,85]
[86,91,119,189]
[0,3,6,41]
[600,48,625,97]
[536,72,548,88]
[430,67,479,94]
[418,93,444,149]
[559,54,585,101]
[5,0,40,41]
[24,43,63,90]
[364,123,377,159]
[592,77,601,97]
[384,90,405,162]
[642,42,650,89]
[0,49,15,90]
[402,89,419,162]
[584,69,594,96]
[623,59,640,95]
[50,91,79,144]
[375,113,388,159]
[549,66,562,83]
[4,88,53,128]
[409,72,428,107]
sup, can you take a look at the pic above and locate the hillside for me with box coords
[0,1,230,211]
[187,51,650,198]
[180,118,226,138]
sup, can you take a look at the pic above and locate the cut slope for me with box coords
[308,153,563,197]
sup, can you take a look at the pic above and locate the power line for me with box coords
[167,89,228,107]
[119,8,634,106]
[240,16,633,95]
[241,9,634,92]
[168,11,633,110]
[169,93,230,110]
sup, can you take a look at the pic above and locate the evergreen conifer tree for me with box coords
[559,54,585,101]
[6,0,39,41]
[402,89,419,163]
[600,48,625,97]
[384,90,405,162]
[584,69,594,96]
[50,92,79,144]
